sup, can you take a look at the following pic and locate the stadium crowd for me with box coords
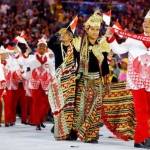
[0,0,149,50]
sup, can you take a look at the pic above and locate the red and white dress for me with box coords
[108,35,150,143]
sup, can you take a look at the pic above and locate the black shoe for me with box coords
[145,138,150,147]
[51,125,54,133]
[69,130,78,141]
[48,115,54,123]
[85,139,98,144]
[36,125,41,130]
[10,122,15,126]
[134,142,148,149]
[40,123,46,128]
[66,130,78,141]
[99,122,104,127]
[5,123,10,127]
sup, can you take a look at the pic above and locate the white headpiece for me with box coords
[37,37,47,46]
[15,35,32,54]
[0,46,12,54]
[145,10,150,19]
[15,36,27,44]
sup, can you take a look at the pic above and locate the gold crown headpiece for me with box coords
[84,10,103,29]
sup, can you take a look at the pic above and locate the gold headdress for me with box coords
[58,28,67,35]
[57,27,73,41]
[84,10,103,29]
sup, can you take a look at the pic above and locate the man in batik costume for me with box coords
[72,10,111,143]
[48,28,80,140]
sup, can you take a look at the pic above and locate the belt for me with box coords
[83,72,101,80]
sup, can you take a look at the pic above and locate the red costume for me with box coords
[28,50,55,127]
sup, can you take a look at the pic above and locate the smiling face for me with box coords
[37,43,47,55]
[143,18,150,35]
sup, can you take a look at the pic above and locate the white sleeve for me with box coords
[47,50,56,77]
[49,56,55,77]
[0,64,5,81]
[7,56,20,71]
[27,55,40,71]
[109,38,130,55]
[21,71,31,80]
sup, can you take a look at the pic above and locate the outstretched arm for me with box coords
[105,27,129,55]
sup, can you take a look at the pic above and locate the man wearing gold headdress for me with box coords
[72,10,111,143]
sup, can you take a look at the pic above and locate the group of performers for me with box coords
[0,8,150,149]
[0,37,55,130]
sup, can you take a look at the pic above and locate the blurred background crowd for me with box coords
[0,0,149,51]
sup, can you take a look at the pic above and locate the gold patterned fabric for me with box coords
[102,82,135,140]
[72,29,111,142]
[73,73,103,142]
[48,45,76,140]
[72,33,134,141]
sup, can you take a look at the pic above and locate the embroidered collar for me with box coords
[36,53,47,64]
